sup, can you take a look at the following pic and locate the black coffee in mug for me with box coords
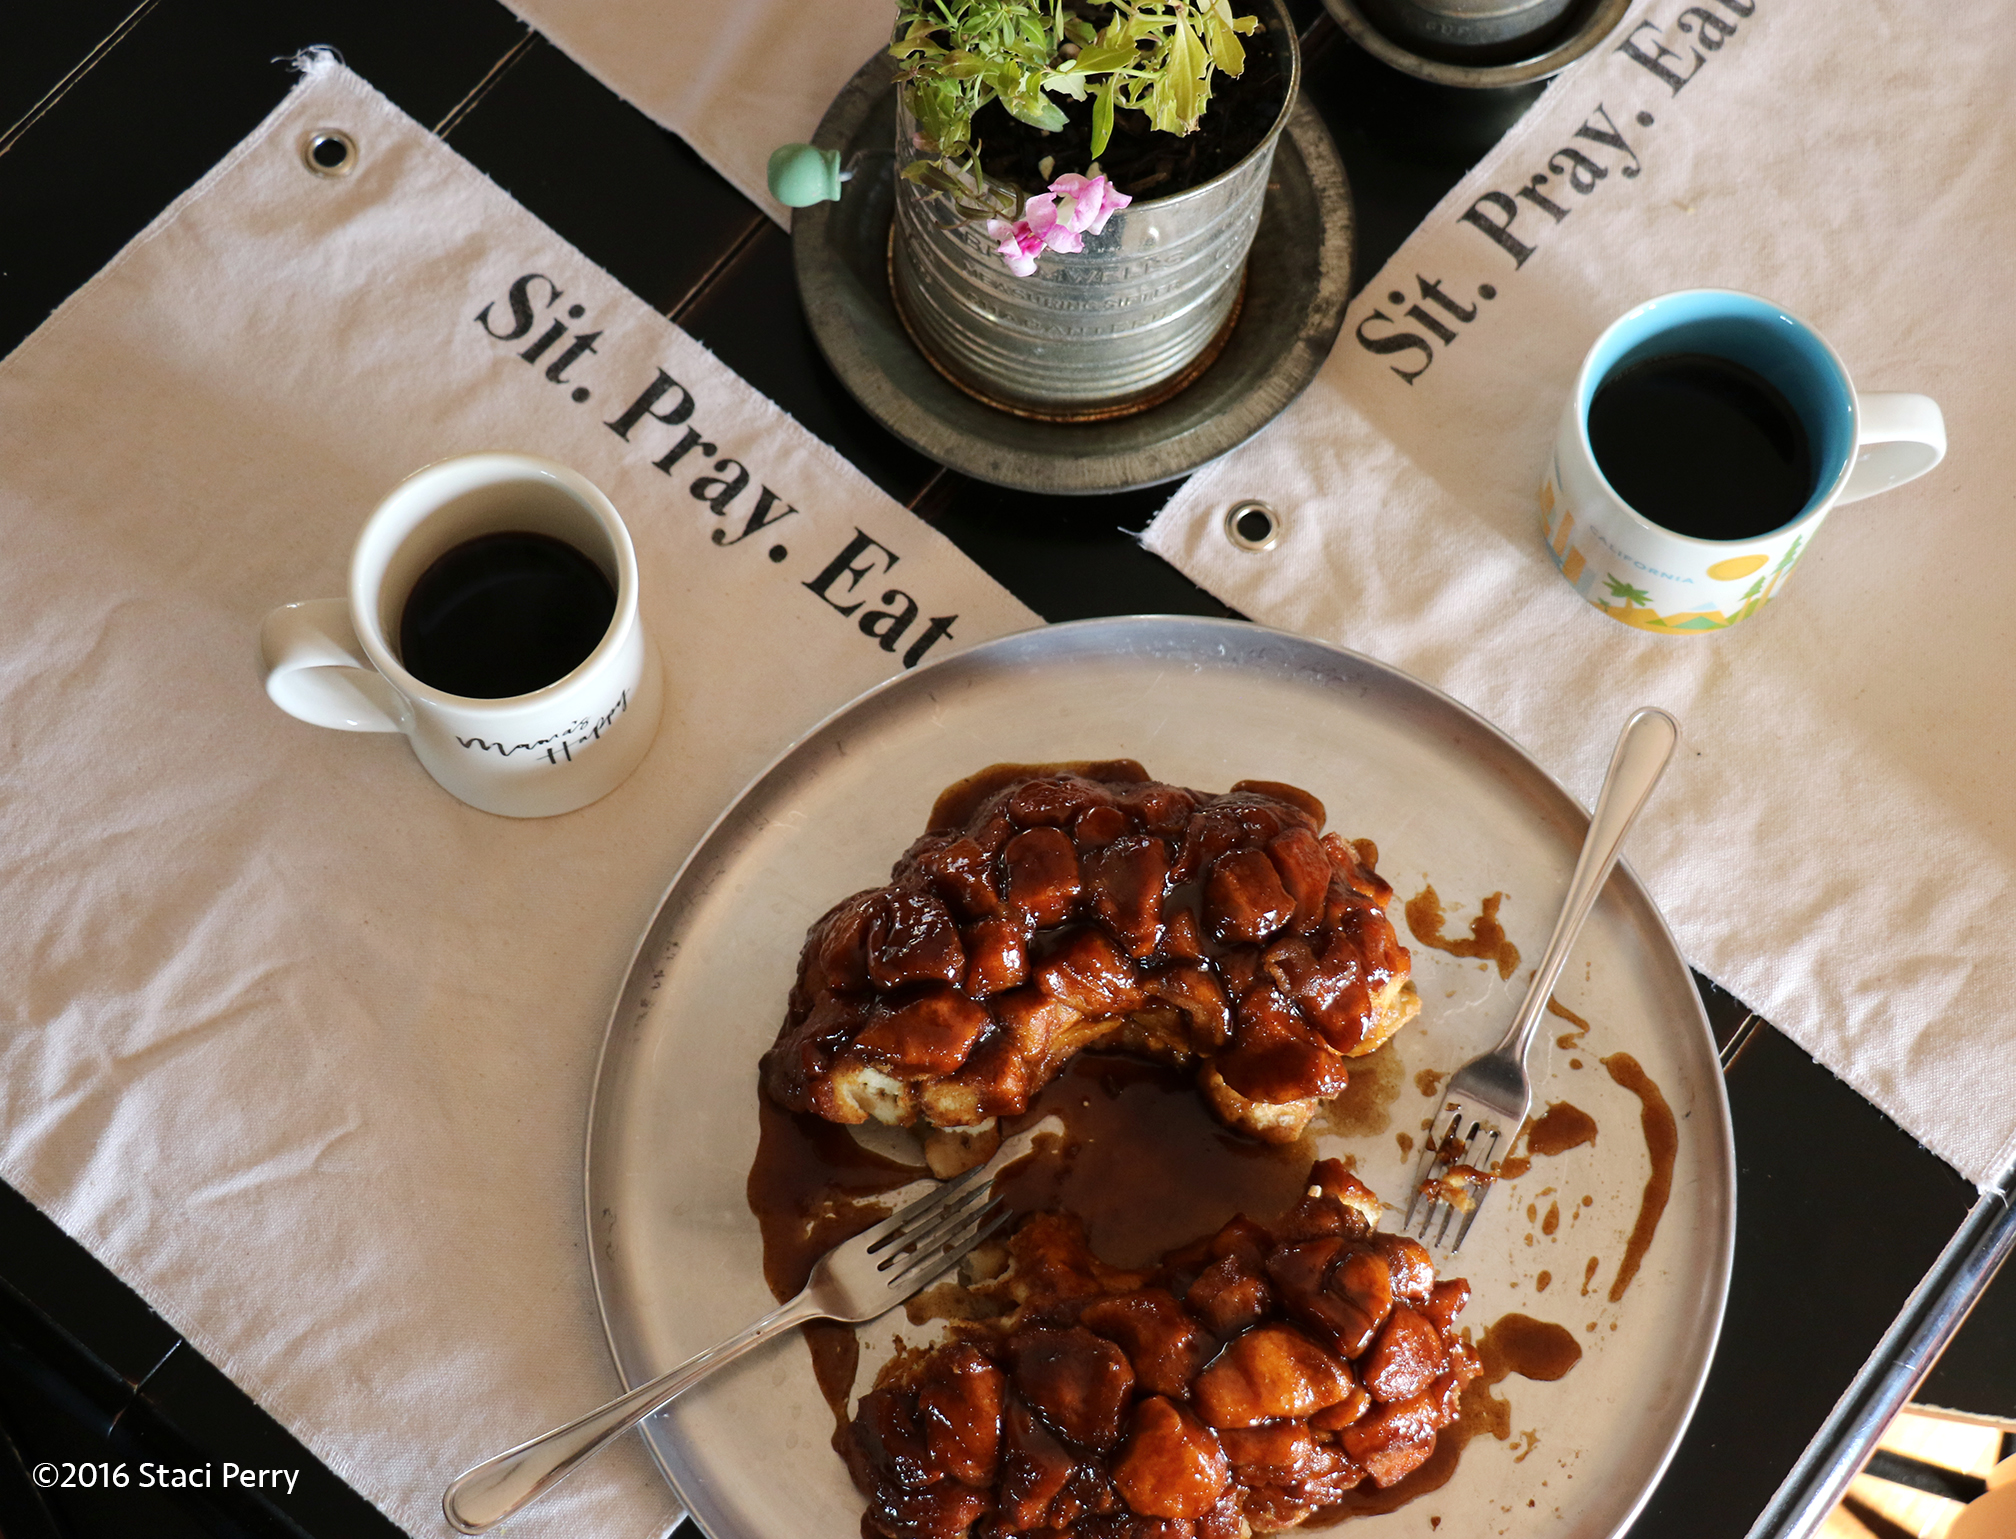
[399,531,616,698]
[1587,352,1816,541]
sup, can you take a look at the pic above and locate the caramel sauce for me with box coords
[1547,995,1591,1049]
[1602,1052,1677,1303]
[747,1049,1325,1416]
[1526,1101,1598,1158]
[1581,1257,1601,1296]
[749,1047,1462,1489]
[1315,1312,1581,1522]
[1482,1313,1583,1382]
[1311,1041,1405,1140]
[748,1091,927,1303]
[747,1094,928,1436]
[992,1053,1317,1269]
[1403,885,1521,980]
[805,1322,863,1445]
[748,1043,1581,1532]
[1414,1068,1445,1098]
[751,1048,1310,1421]
[926,759,1150,832]
[1535,1270,1552,1292]
[1457,1313,1584,1455]
[1494,1098,1600,1186]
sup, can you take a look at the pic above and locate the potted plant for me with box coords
[774,0,1298,421]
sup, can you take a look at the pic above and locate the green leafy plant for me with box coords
[892,0,1258,218]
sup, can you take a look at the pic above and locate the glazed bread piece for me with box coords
[847,1160,1479,1539]
[762,762,1419,1146]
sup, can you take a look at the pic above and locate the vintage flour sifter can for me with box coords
[888,0,1301,422]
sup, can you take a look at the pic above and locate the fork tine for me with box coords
[965,1202,1016,1255]
[1406,1102,1464,1236]
[1402,1163,1429,1232]
[1405,1102,1506,1252]
[886,1201,1013,1295]
[858,1161,994,1255]
[1404,1107,1451,1232]
[1431,1176,1462,1249]
[857,1119,1056,1257]
[919,1200,1013,1277]
[1446,1124,1504,1254]
[876,1182,1001,1271]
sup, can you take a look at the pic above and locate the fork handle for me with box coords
[1493,707,1678,1064]
[442,1291,821,1534]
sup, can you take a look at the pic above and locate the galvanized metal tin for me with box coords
[889,0,1299,420]
[1356,0,1576,55]
[790,56,1355,494]
[1322,0,1632,87]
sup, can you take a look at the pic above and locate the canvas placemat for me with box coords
[1143,0,2016,1188]
[502,0,891,223]
[0,54,1034,1537]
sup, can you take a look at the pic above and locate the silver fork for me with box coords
[1405,707,1678,1253]
[441,1125,1041,1534]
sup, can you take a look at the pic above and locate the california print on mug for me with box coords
[1542,290,1946,634]
[260,453,663,817]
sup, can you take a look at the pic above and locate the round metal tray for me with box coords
[1322,0,1634,87]
[791,57,1355,495]
[585,615,1735,1539]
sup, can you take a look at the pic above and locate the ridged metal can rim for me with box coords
[1319,0,1634,87]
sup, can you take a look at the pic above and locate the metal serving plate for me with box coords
[791,57,1354,495]
[586,615,1734,1539]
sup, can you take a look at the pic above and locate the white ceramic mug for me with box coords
[261,453,663,817]
[1542,290,1946,633]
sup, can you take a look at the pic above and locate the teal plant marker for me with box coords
[767,144,844,207]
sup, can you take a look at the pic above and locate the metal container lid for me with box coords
[1324,0,1633,87]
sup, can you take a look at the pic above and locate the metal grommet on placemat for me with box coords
[301,129,356,177]
[1224,500,1282,552]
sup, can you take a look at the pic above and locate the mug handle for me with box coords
[260,599,407,733]
[1837,392,1947,505]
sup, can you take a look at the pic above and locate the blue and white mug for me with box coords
[1542,290,1945,634]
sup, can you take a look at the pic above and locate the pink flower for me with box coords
[1049,173,1132,236]
[987,177,1132,275]
[985,216,1046,277]
[1023,193,1084,255]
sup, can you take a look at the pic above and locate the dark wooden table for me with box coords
[2,3,2009,1536]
